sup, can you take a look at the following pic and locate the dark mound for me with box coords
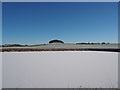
[49,40,64,44]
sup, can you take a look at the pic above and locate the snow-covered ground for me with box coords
[0,52,2,90]
[2,51,118,88]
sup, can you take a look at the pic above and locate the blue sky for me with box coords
[2,2,118,45]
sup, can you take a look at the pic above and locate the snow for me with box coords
[2,51,118,88]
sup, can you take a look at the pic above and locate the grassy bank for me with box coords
[1,44,120,52]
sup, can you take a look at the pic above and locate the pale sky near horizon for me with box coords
[2,2,118,45]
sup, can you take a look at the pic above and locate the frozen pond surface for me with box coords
[2,51,118,88]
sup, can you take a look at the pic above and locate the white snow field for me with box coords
[0,52,2,90]
[2,51,118,88]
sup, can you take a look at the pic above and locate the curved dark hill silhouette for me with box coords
[49,40,64,44]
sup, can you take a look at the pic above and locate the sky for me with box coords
[2,2,118,45]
